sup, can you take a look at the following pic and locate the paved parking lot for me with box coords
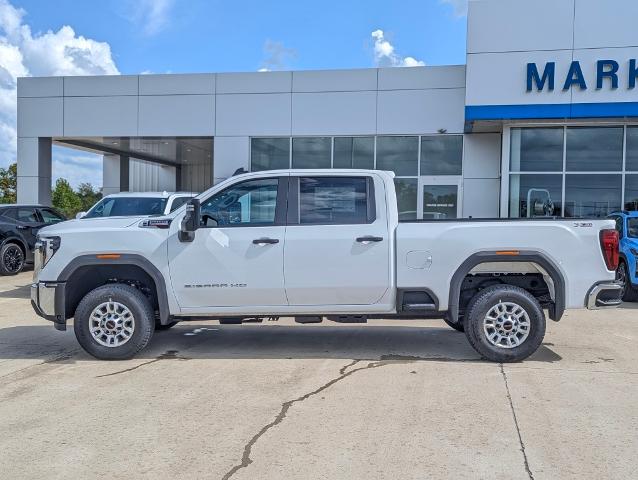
[1,271,637,479]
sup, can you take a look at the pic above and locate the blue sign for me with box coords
[527,60,638,92]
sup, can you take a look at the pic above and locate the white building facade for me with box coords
[16,0,638,220]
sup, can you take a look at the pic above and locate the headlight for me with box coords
[36,236,61,268]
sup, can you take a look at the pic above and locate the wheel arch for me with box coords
[58,254,170,324]
[448,251,566,323]
[1,236,27,256]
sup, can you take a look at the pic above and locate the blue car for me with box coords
[608,211,638,301]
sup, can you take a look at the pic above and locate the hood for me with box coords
[39,216,144,236]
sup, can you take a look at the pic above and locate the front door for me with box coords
[168,176,288,310]
[283,175,391,306]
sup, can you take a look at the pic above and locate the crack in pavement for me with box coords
[500,364,534,480]
[221,358,417,480]
[95,350,189,378]
[0,349,80,382]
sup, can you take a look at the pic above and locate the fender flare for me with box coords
[448,250,566,323]
[58,254,171,323]
[1,236,27,254]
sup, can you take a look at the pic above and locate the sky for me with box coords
[0,0,468,188]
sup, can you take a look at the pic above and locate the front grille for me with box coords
[32,242,44,281]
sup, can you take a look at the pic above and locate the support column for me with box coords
[17,137,52,205]
[102,154,130,195]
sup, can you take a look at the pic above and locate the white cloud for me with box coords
[129,0,176,36]
[52,147,102,189]
[371,30,425,68]
[258,39,296,71]
[440,0,469,17]
[0,0,118,182]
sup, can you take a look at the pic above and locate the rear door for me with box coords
[9,207,41,249]
[283,175,391,306]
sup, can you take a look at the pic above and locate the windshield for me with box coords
[628,218,638,238]
[84,197,168,218]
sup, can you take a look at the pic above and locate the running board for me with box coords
[403,303,437,311]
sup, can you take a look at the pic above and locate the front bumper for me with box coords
[586,282,623,309]
[31,282,67,330]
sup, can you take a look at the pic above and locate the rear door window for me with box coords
[15,208,39,223]
[298,177,370,225]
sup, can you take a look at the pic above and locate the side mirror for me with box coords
[179,198,201,242]
[76,211,86,219]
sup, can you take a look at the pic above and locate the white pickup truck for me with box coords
[31,170,622,362]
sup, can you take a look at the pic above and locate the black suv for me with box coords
[0,205,66,275]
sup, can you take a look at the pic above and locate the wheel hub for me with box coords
[3,246,24,272]
[89,301,135,347]
[483,301,530,349]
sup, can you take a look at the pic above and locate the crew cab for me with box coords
[31,170,622,362]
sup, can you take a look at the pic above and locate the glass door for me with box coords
[418,177,462,220]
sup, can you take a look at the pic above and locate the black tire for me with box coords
[155,320,179,331]
[0,243,25,276]
[617,261,638,302]
[443,314,464,332]
[74,284,155,360]
[464,285,546,363]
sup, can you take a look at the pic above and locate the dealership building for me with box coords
[16,0,638,220]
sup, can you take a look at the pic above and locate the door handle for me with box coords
[356,236,383,243]
[252,237,279,245]
[17,225,29,230]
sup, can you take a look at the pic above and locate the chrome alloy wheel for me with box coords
[3,245,24,273]
[483,301,531,349]
[89,301,135,347]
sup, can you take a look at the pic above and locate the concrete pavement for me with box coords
[0,271,636,479]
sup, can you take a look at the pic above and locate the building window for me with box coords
[626,127,638,172]
[509,126,634,218]
[292,137,331,169]
[421,135,463,175]
[333,137,374,169]
[625,174,638,210]
[394,178,418,221]
[509,174,562,218]
[376,136,418,176]
[566,127,623,172]
[251,138,290,171]
[564,174,621,218]
[423,185,458,219]
[510,127,563,172]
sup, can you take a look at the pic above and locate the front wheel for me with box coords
[464,285,546,363]
[74,284,155,360]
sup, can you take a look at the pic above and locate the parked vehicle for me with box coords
[0,205,66,275]
[608,211,638,301]
[31,170,621,362]
[77,192,196,219]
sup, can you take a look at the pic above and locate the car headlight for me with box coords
[36,236,61,268]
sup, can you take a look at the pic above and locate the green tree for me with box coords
[76,183,102,212]
[52,178,82,218]
[0,163,17,204]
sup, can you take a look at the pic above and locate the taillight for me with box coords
[599,229,619,271]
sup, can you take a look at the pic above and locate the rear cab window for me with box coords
[292,176,375,225]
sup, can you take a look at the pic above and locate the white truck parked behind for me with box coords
[31,170,622,362]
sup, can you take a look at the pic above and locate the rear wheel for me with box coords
[464,285,546,363]
[0,243,25,276]
[74,284,155,360]
[616,261,638,302]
